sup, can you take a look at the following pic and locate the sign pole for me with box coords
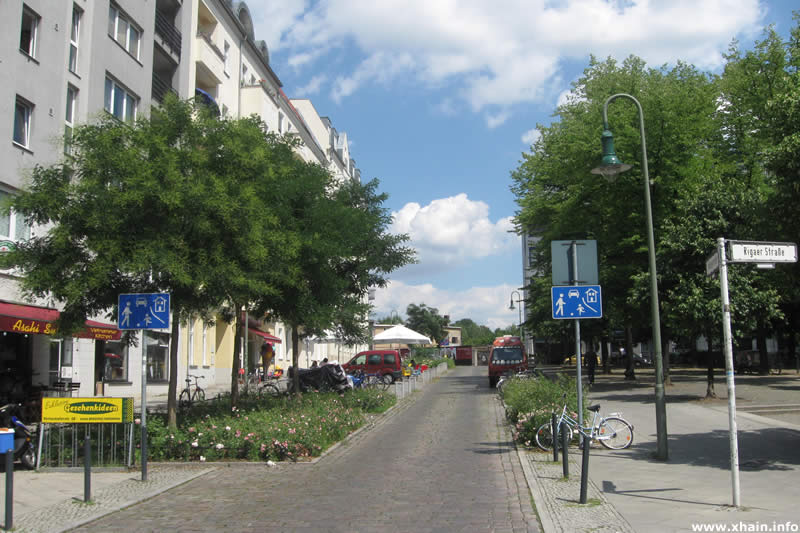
[140,328,147,482]
[718,237,740,507]
[571,241,584,427]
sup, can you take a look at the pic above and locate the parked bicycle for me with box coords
[349,370,390,391]
[535,395,634,451]
[178,375,205,409]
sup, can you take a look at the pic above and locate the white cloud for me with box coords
[252,0,766,118]
[521,128,541,146]
[373,280,520,329]
[296,74,327,96]
[390,194,517,272]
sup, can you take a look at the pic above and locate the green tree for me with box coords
[405,303,448,344]
[453,318,495,345]
[255,170,415,394]
[7,97,301,425]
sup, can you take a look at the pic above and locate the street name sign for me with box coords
[551,285,602,319]
[728,241,797,264]
[118,293,170,330]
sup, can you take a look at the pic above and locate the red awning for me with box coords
[248,328,282,344]
[0,302,122,340]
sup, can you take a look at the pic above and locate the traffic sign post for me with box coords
[710,238,797,508]
[117,293,170,482]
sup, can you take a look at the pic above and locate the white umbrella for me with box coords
[372,324,431,345]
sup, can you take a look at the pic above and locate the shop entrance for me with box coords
[0,331,33,404]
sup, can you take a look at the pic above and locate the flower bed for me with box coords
[145,388,395,462]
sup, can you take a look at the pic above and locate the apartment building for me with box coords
[0,0,365,405]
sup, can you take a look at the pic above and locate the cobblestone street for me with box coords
[71,367,541,533]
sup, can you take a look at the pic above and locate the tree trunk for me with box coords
[601,337,610,374]
[706,337,716,398]
[167,310,180,430]
[230,310,242,407]
[624,323,636,380]
[662,330,672,386]
[291,326,300,395]
[757,327,769,375]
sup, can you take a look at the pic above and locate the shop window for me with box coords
[101,340,128,382]
[145,331,169,381]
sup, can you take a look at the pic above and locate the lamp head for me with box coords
[591,128,632,179]
[509,298,516,310]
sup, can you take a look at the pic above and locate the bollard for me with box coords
[561,422,569,478]
[580,434,590,504]
[84,437,92,503]
[5,450,13,531]
[552,414,559,462]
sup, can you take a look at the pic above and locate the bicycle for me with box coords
[179,375,206,409]
[534,396,634,451]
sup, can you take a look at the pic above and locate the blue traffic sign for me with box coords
[551,285,602,319]
[118,293,170,330]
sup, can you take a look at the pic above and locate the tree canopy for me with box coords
[511,15,800,373]
[6,95,414,413]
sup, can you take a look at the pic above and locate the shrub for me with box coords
[501,374,586,448]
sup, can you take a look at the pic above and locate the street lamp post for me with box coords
[591,93,668,461]
[509,290,523,343]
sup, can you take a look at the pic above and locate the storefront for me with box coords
[0,301,121,403]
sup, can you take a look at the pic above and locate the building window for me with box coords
[144,331,170,381]
[64,86,77,154]
[68,5,81,73]
[101,340,128,382]
[108,4,141,59]
[13,96,33,149]
[19,5,39,58]
[188,321,195,366]
[202,324,208,366]
[223,41,230,75]
[104,77,137,122]
[0,191,31,242]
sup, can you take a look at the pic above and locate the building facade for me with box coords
[0,0,366,406]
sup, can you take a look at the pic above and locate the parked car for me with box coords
[342,350,403,383]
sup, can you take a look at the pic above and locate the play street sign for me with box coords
[118,293,170,330]
[551,285,602,319]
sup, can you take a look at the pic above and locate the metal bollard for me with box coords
[561,422,569,478]
[5,450,13,531]
[552,414,559,462]
[580,434,590,504]
[84,437,92,503]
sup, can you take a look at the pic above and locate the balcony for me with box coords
[152,72,176,104]
[155,10,181,59]
[195,32,224,86]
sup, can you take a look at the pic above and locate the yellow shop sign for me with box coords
[42,397,134,424]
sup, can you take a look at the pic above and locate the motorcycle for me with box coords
[0,404,36,470]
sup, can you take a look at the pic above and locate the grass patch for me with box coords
[565,498,602,507]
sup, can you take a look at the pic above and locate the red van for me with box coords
[488,336,527,387]
[342,350,403,383]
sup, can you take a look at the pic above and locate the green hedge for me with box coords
[500,374,586,448]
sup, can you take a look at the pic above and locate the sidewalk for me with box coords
[520,368,800,532]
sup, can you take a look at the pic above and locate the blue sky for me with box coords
[249,0,798,329]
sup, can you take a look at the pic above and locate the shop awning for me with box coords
[248,328,282,344]
[0,302,122,340]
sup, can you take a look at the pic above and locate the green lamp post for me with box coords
[591,93,668,461]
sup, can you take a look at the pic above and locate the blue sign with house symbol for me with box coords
[118,293,171,330]
[551,285,602,319]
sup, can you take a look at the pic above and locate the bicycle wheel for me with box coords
[379,374,392,391]
[192,388,206,405]
[534,423,554,451]
[598,417,634,449]
[262,382,281,397]
[178,389,191,409]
